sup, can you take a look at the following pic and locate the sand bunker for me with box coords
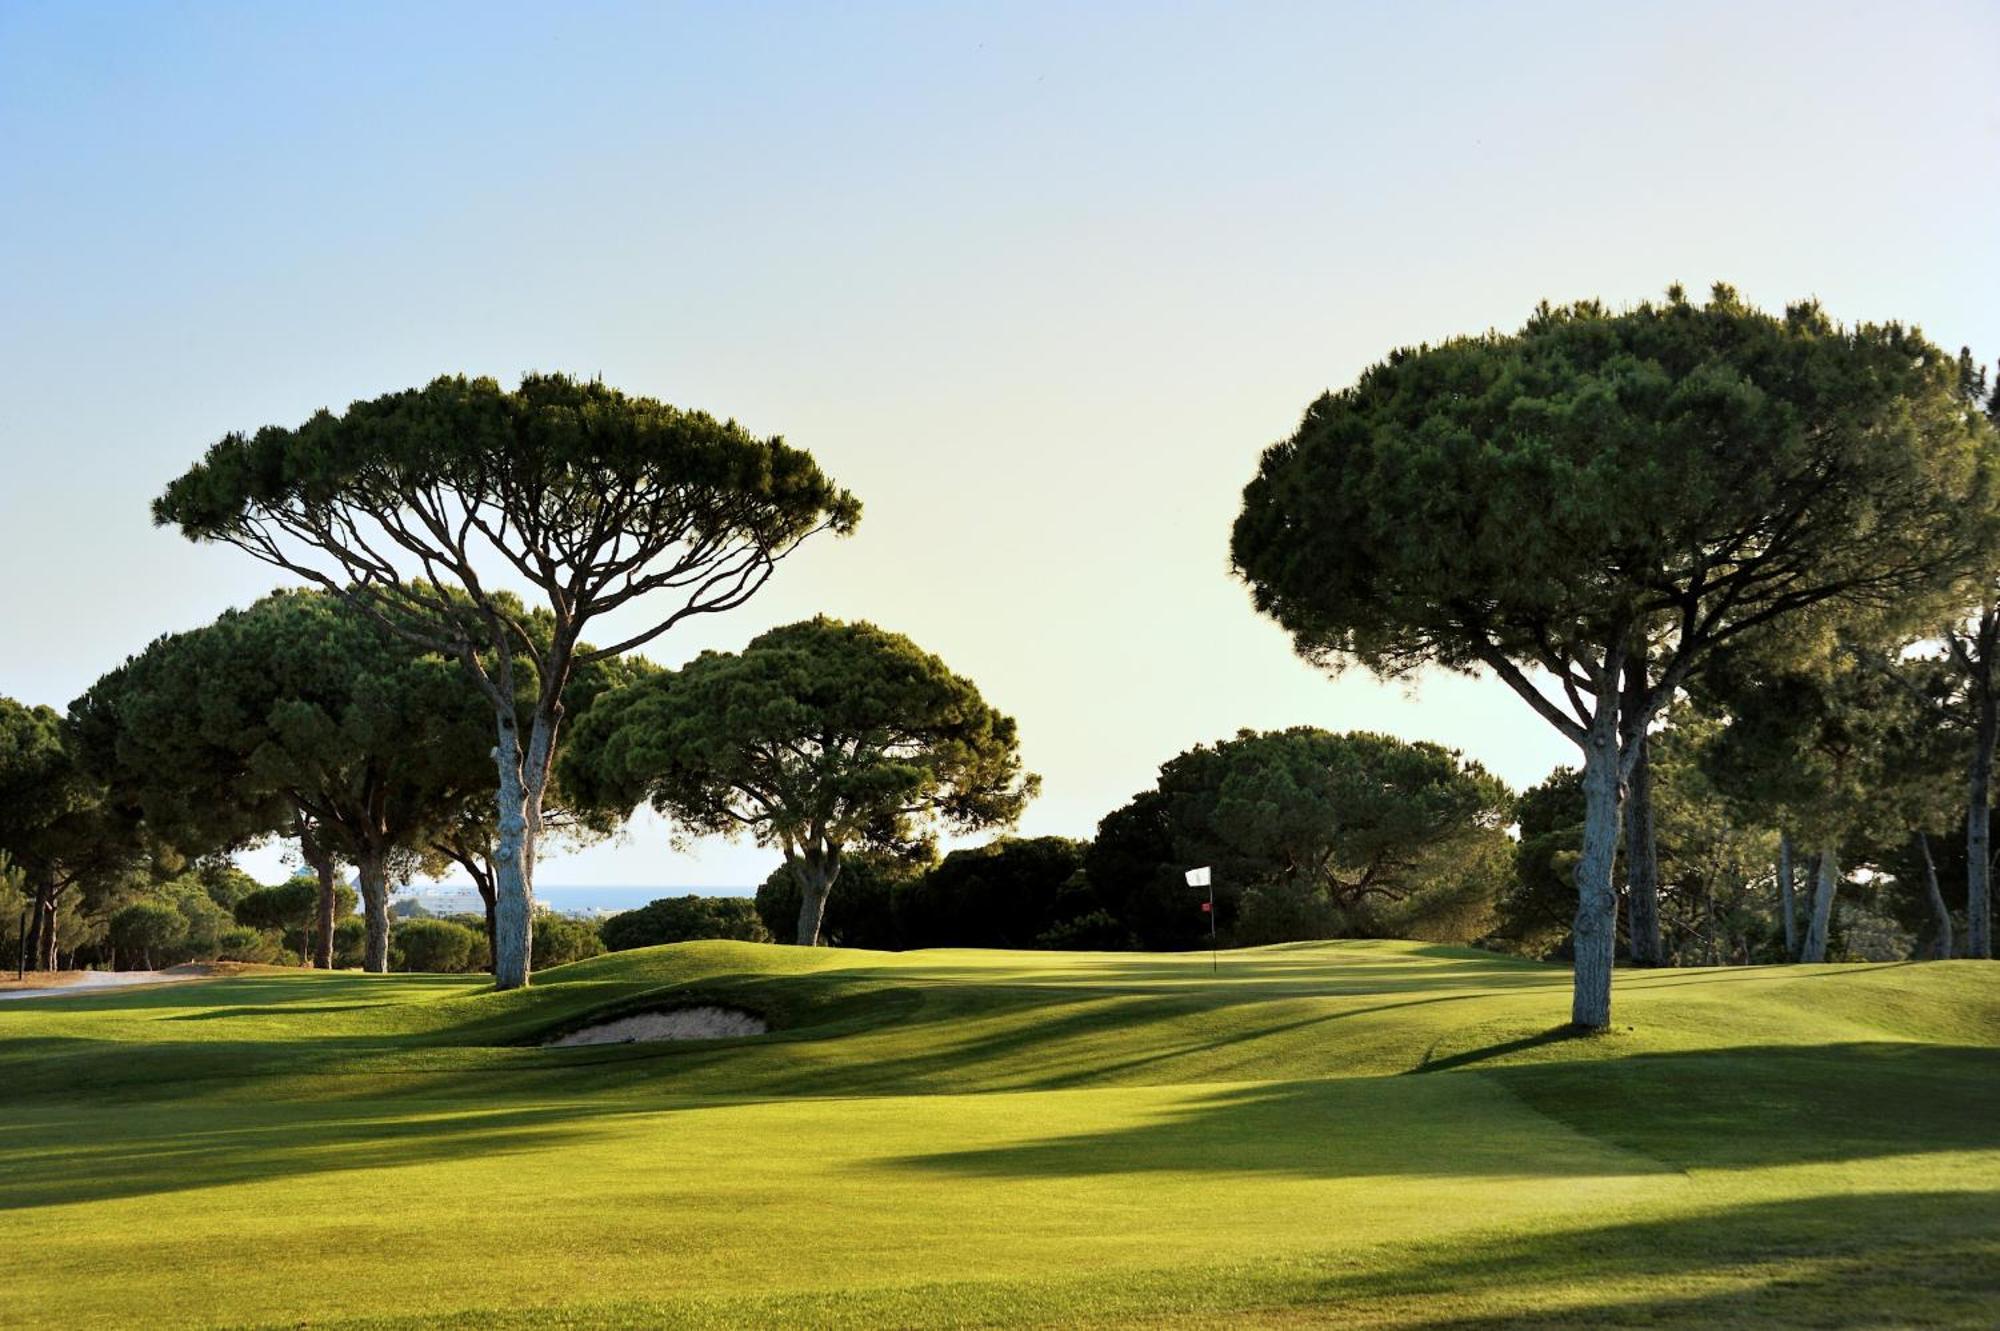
[546,1006,768,1047]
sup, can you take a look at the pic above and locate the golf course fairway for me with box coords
[1,940,1994,1328]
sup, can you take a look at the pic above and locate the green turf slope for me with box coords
[0,941,1993,1329]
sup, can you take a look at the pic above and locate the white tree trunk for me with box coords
[1801,847,1839,963]
[1570,704,1623,1030]
[1916,831,1953,960]
[490,715,534,989]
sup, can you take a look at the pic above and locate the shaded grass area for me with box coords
[0,941,1994,1328]
[308,1190,2000,1330]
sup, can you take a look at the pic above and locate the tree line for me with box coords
[2,288,1996,1032]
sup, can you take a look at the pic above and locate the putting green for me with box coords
[0,941,1993,1328]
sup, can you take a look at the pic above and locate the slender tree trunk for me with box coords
[490,714,537,989]
[1571,699,1623,1030]
[30,885,59,973]
[1704,881,1719,966]
[1915,830,1953,960]
[1968,691,1996,959]
[1801,847,1839,963]
[1777,832,1798,962]
[16,902,28,980]
[1620,656,1663,966]
[299,833,337,970]
[23,889,45,975]
[314,863,336,970]
[475,869,498,975]
[438,839,499,974]
[483,618,570,989]
[790,847,844,946]
[355,847,392,974]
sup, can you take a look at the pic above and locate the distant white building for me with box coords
[392,885,594,918]
[393,886,487,918]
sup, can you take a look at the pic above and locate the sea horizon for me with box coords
[400,884,756,915]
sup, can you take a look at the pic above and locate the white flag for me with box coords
[1185,866,1211,887]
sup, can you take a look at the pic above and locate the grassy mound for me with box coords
[0,941,1993,1328]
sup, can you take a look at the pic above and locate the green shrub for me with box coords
[333,917,367,968]
[1233,880,1344,946]
[602,895,769,951]
[108,900,184,969]
[755,854,916,947]
[217,925,284,964]
[165,882,235,962]
[534,913,604,967]
[897,838,1091,949]
[237,878,361,963]
[390,918,482,973]
[1035,907,1128,950]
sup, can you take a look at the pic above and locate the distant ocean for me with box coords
[530,885,754,915]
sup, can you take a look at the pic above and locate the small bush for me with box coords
[1233,880,1344,946]
[217,926,285,964]
[534,913,604,968]
[108,900,185,968]
[601,896,769,951]
[391,918,482,973]
[333,917,367,968]
[1035,907,1128,950]
[237,878,362,963]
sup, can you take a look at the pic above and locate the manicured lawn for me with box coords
[1,941,1994,1328]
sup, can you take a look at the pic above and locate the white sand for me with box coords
[546,1006,768,1046]
[0,970,181,1001]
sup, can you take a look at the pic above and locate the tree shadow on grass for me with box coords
[170,1002,399,1020]
[767,988,1504,1097]
[889,1073,1671,1182]
[879,954,1563,997]
[0,1099,653,1211]
[1309,1188,2000,1329]
[1412,1024,1593,1073]
[890,1042,2000,1182]
[1484,1041,2000,1172]
[276,1187,2000,1330]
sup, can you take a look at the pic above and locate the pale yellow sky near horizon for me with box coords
[2,2,1996,890]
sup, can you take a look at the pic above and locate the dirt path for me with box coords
[0,969,204,1001]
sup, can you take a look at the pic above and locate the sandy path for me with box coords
[0,970,194,1001]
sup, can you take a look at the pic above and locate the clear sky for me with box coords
[3,1,1997,892]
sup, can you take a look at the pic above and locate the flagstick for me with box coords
[1209,881,1217,976]
[1185,866,1216,977]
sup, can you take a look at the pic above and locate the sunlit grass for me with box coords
[0,941,1993,1328]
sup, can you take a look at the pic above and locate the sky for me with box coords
[3,1,1997,894]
